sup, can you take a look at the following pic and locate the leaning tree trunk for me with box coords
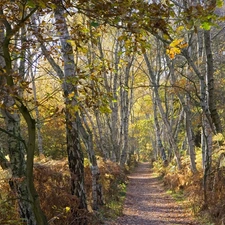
[167,57,197,173]
[0,15,48,224]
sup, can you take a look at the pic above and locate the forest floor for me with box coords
[104,162,201,225]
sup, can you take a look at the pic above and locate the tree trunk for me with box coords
[204,29,222,133]
[167,57,197,173]
[144,53,182,169]
[29,53,44,155]
[54,6,87,211]
[0,16,48,224]
[202,114,213,207]
[120,57,133,166]
[95,111,109,159]
[185,96,198,173]
[78,114,104,210]
[152,92,167,161]
[111,36,122,162]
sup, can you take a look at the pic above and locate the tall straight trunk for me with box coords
[202,114,213,207]
[126,65,135,164]
[204,29,222,133]
[182,49,216,134]
[173,108,184,144]
[111,36,122,162]
[95,111,109,159]
[0,14,48,224]
[54,6,87,211]
[78,114,104,210]
[97,33,121,161]
[152,92,167,161]
[185,96,198,173]
[29,53,44,155]
[33,8,87,212]
[85,108,108,160]
[144,53,182,169]
[120,56,133,166]
[97,39,113,160]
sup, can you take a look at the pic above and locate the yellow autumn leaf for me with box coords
[178,43,188,48]
[173,47,181,54]
[169,38,184,48]
[213,133,224,142]
[167,38,187,59]
[72,105,79,112]
[176,26,184,33]
[66,40,76,47]
[65,206,70,213]
[166,47,181,59]
[68,92,75,99]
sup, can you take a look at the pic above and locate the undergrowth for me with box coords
[97,155,139,221]
[0,155,137,225]
[153,146,225,225]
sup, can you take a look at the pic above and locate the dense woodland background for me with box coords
[1,0,225,224]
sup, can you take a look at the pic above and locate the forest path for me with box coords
[105,162,200,225]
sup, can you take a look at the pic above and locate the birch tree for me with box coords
[0,2,48,224]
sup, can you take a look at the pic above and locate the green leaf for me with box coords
[37,0,46,8]
[217,0,224,8]
[99,105,112,114]
[49,3,57,10]
[27,0,36,8]
[201,22,211,30]
[90,21,99,27]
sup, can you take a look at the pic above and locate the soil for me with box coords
[105,162,200,225]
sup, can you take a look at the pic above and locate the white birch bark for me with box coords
[33,7,88,212]
[120,56,133,166]
[98,34,121,161]
[152,92,167,161]
[78,113,104,210]
[0,10,48,224]
[144,53,182,169]
[29,53,44,155]
[167,57,197,173]
[54,6,87,211]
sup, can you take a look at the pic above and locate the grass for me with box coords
[100,182,127,220]
[166,189,185,203]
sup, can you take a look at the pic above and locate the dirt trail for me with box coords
[105,162,200,225]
